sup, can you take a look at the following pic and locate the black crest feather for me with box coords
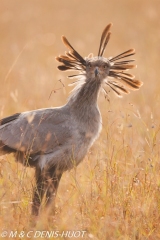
[56,24,143,97]
[56,36,86,72]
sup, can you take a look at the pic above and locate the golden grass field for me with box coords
[0,0,160,239]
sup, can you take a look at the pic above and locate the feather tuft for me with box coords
[98,23,113,56]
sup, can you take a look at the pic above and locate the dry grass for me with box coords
[0,0,160,239]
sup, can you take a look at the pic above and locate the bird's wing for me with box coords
[0,107,72,155]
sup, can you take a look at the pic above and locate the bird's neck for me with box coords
[67,79,101,120]
[68,79,101,106]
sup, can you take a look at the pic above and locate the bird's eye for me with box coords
[88,63,91,68]
[103,65,107,69]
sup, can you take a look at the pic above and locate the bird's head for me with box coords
[56,23,143,97]
[85,57,111,82]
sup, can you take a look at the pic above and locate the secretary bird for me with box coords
[0,23,143,215]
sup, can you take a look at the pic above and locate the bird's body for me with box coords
[0,93,101,170]
[0,24,143,215]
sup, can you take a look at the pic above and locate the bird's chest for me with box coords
[71,114,102,163]
[78,120,101,143]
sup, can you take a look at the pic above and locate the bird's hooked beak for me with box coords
[95,67,99,77]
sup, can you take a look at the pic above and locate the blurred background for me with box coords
[0,0,160,239]
[0,0,160,115]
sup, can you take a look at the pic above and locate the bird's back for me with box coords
[0,106,71,155]
[0,102,101,170]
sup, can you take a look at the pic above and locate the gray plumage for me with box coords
[0,23,143,215]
